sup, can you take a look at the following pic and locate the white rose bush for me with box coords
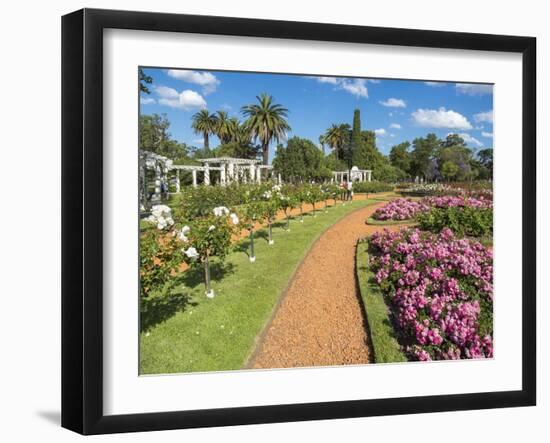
[141,181,350,303]
[179,206,238,298]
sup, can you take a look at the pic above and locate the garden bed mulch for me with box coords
[248,202,408,369]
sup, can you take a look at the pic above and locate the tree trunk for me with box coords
[262,142,269,166]
[204,132,209,151]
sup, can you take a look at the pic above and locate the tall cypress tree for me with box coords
[351,109,361,167]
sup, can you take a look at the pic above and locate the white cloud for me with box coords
[367,79,381,84]
[389,123,402,129]
[379,98,406,108]
[155,85,179,99]
[166,69,220,94]
[424,81,445,87]
[474,110,494,124]
[192,138,204,145]
[340,78,369,98]
[140,97,156,105]
[448,132,483,148]
[315,77,369,98]
[389,133,396,138]
[412,107,472,130]
[374,128,387,136]
[316,76,339,84]
[455,83,493,96]
[482,131,493,138]
[155,85,207,110]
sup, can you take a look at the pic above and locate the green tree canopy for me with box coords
[272,137,330,182]
[139,113,190,161]
[389,141,411,174]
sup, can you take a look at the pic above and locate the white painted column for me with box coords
[278,173,282,184]
[152,163,162,202]
[368,171,372,182]
[175,169,181,192]
[256,166,261,183]
[204,164,210,185]
[192,169,198,187]
[228,162,234,183]
[249,164,255,183]
[220,166,226,186]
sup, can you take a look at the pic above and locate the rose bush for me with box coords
[368,227,493,361]
[179,206,239,298]
[372,196,492,221]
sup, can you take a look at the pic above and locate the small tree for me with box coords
[279,189,299,231]
[238,201,265,262]
[303,184,323,217]
[179,206,238,298]
[261,186,282,244]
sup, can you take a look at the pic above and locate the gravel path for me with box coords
[248,201,403,369]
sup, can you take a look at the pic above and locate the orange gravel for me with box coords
[248,201,405,369]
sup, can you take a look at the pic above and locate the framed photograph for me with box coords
[62,8,536,435]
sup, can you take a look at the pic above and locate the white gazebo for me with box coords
[332,166,372,183]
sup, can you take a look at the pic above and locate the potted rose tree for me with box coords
[179,206,239,298]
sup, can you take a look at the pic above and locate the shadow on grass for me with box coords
[141,262,236,332]
[180,261,236,289]
[141,291,197,333]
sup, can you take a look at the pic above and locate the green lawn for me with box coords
[355,240,407,364]
[140,198,377,375]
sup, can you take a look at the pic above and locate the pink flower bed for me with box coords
[372,198,430,220]
[369,227,493,361]
[372,196,492,221]
[423,195,493,210]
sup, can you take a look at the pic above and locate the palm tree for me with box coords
[227,117,242,143]
[241,93,291,165]
[191,109,218,152]
[324,124,349,160]
[319,134,326,156]
[215,111,232,145]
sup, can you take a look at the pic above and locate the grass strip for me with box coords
[355,240,407,363]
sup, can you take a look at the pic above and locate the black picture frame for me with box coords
[62,8,537,435]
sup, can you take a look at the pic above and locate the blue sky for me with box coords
[139,67,493,161]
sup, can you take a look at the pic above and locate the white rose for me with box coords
[230,213,239,225]
[184,247,199,260]
[208,225,216,232]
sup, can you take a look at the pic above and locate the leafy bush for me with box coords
[140,229,181,303]
[368,228,493,361]
[352,181,394,193]
[417,207,493,237]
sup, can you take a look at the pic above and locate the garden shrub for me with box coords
[417,206,493,237]
[368,228,493,361]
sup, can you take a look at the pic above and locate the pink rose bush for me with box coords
[372,196,492,221]
[372,198,430,220]
[423,195,492,210]
[368,227,493,361]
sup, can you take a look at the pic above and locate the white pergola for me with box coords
[332,166,372,183]
[139,151,279,207]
